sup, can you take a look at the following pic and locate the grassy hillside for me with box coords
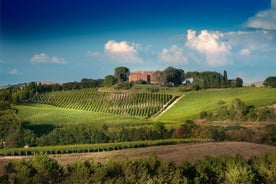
[18,104,151,125]
[18,87,276,130]
[154,87,276,123]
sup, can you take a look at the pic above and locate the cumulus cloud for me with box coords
[50,56,66,64]
[158,45,188,64]
[104,40,143,64]
[8,69,18,75]
[186,29,232,66]
[31,53,49,63]
[31,53,66,64]
[245,0,276,30]
[225,31,276,52]
[239,48,251,56]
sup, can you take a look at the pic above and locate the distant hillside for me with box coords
[36,81,59,85]
[244,81,263,87]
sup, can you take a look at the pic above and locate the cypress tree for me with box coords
[223,70,230,87]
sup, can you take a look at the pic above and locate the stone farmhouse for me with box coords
[128,71,157,84]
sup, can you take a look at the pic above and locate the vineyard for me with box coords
[0,139,213,156]
[33,88,177,117]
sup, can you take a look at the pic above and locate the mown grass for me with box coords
[17,104,151,127]
[154,87,276,123]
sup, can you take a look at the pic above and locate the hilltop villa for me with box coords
[128,70,158,84]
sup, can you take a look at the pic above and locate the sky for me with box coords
[1,0,275,85]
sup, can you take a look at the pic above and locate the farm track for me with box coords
[156,95,185,118]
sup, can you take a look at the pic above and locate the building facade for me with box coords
[128,71,157,84]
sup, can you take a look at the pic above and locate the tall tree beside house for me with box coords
[235,77,243,88]
[163,67,185,86]
[153,67,184,86]
[230,77,243,88]
[114,66,130,82]
[223,70,230,87]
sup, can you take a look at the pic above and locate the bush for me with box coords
[200,111,208,119]
[4,153,276,183]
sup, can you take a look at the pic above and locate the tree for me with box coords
[163,67,184,86]
[0,107,25,147]
[63,161,91,184]
[114,66,130,82]
[153,67,184,86]
[104,75,116,87]
[31,153,64,183]
[235,77,243,88]
[185,71,226,89]
[80,78,99,88]
[6,154,64,183]
[223,70,230,87]
[263,76,276,88]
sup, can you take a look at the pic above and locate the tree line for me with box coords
[1,64,275,105]
[1,79,104,105]
[4,66,276,105]
[112,66,244,89]
[1,152,275,183]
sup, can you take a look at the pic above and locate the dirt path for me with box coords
[157,95,185,117]
[1,142,275,175]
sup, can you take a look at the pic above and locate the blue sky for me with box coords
[1,0,275,85]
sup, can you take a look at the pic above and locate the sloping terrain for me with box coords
[155,87,276,122]
[34,88,175,117]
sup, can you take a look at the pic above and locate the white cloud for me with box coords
[239,48,251,56]
[50,56,66,64]
[225,31,276,52]
[31,53,66,64]
[31,53,49,63]
[8,69,18,75]
[186,29,232,66]
[158,45,188,65]
[245,1,276,30]
[104,40,143,64]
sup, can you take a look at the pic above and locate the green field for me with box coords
[18,104,151,126]
[154,87,276,123]
[18,87,276,129]
[18,104,153,135]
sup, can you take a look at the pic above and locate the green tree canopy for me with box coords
[104,75,116,87]
[263,76,276,88]
[153,66,184,86]
[235,77,243,88]
[163,67,185,86]
[114,66,130,82]
[185,71,225,89]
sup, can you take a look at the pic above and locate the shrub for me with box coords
[200,111,208,119]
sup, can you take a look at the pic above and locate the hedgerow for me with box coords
[0,138,212,156]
